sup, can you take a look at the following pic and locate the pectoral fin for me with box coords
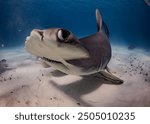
[98,71,124,84]
[105,66,111,74]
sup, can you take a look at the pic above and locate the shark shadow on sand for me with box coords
[49,71,122,107]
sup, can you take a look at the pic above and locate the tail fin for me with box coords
[96,9,109,38]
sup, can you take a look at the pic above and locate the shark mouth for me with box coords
[42,57,62,64]
[42,57,71,71]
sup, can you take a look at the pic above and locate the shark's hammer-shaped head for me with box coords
[25,28,89,74]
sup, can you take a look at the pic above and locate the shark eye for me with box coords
[57,29,70,42]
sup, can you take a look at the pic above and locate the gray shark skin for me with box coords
[67,31,111,72]
[25,9,123,84]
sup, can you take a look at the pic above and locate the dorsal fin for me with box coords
[96,9,102,32]
[96,9,110,38]
[102,21,110,38]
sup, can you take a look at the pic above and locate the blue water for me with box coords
[0,0,150,49]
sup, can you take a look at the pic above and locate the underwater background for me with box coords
[0,0,150,49]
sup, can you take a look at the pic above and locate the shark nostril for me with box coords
[37,30,44,41]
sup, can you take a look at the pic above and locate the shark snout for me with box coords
[30,29,44,40]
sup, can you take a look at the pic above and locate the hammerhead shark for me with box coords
[25,9,123,84]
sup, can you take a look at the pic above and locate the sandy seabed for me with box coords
[0,46,150,107]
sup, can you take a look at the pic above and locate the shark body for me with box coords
[25,9,123,84]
